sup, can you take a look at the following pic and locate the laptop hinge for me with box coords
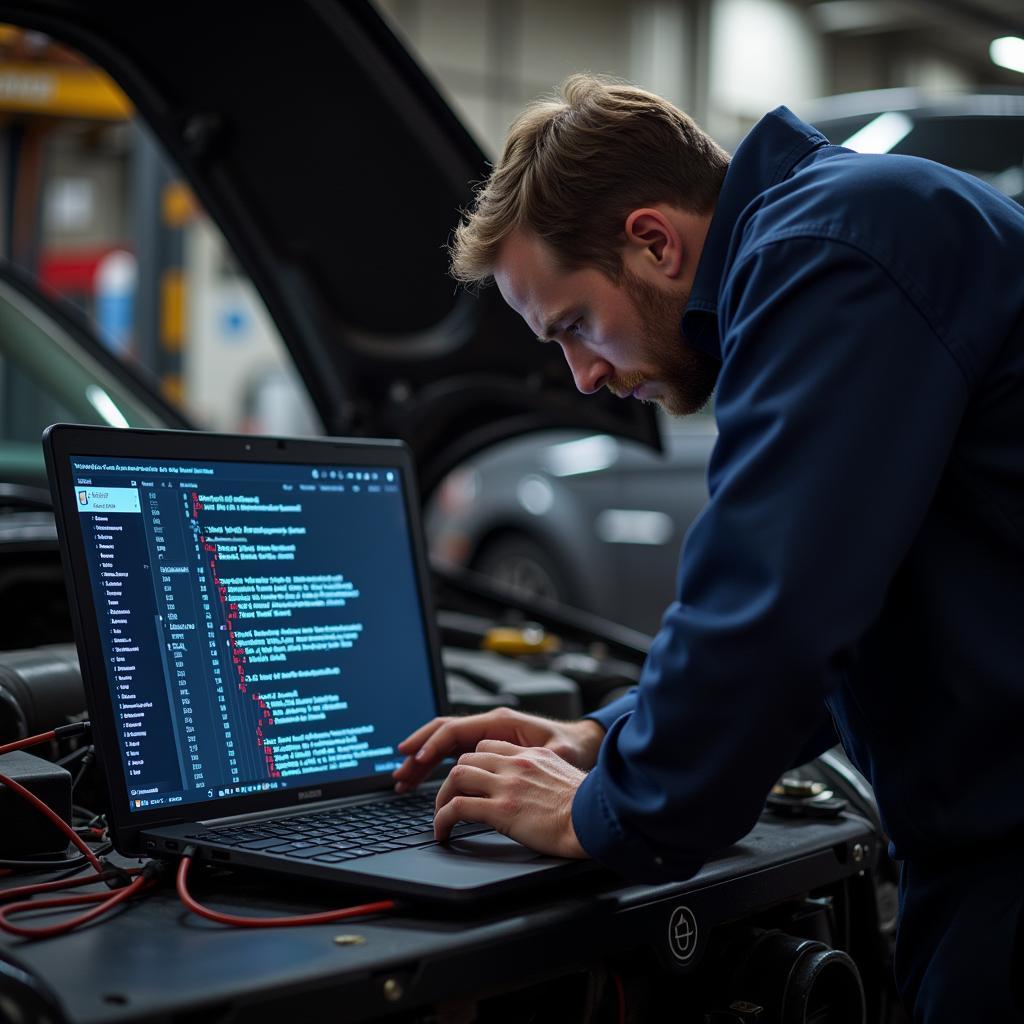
[196,785,439,827]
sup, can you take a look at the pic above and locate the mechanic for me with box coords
[392,75,1024,1022]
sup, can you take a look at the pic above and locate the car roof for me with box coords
[801,89,1024,183]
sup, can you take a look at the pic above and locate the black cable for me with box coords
[0,834,113,869]
[71,748,95,792]
[0,857,89,870]
[72,804,103,824]
[0,845,112,871]
[52,723,91,742]
[56,745,93,769]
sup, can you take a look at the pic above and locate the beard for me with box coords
[612,268,720,417]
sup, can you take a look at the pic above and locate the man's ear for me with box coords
[623,207,684,279]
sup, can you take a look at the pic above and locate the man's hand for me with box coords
[433,740,588,858]
[392,707,605,793]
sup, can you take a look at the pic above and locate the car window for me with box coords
[0,27,321,473]
[0,270,177,482]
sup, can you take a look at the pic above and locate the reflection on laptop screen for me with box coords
[69,454,438,814]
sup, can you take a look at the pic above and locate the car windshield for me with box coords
[0,273,171,484]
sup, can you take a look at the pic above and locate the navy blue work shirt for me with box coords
[572,106,1024,881]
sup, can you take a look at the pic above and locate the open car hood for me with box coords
[6,0,660,496]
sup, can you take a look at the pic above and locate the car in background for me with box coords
[425,88,1024,636]
[427,414,715,635]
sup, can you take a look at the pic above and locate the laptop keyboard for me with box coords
[185,791,488,865]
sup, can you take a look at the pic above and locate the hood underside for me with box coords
[2,0,661,496]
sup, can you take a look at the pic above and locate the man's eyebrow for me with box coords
[538,308,576,342]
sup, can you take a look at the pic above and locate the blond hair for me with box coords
[450,74,729,286]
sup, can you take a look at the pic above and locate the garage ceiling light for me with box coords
[840,111,913,153]
[990,36,1024,74]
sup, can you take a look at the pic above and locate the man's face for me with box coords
[493,227,719,417]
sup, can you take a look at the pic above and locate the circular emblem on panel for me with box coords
[667,904,699,963]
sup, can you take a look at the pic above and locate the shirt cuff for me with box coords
[584,689,637,734]
[571,716,704,884]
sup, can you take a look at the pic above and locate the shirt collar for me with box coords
[682,106,830,357]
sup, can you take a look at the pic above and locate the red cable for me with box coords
[176,854,395,927]
[0,721,139,940]
[0,730,56,757]
[0,875,153,939]
[0,724,90,759]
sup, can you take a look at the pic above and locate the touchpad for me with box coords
[443,832,547,863]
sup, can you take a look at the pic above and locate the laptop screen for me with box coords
[67,453,439,814]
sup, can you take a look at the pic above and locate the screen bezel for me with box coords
[43,423,450,855]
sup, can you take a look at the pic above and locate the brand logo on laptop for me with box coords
[297,788,323,800]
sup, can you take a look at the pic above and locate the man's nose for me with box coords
[563,343,611,395]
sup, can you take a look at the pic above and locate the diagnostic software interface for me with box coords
[68,454,438,813]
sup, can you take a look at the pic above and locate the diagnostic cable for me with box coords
[176,846,394,928]
[0,723,153,938]
[0,725,395,937]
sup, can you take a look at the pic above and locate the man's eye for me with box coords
[567,318,584,337]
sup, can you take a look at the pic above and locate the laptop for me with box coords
[44,424,590,902]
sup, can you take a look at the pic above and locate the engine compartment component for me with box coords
[443,647,582,720]
[0,750,72,857]
[0,644,84,741]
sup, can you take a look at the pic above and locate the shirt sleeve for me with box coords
[583,642,837,770]
[571,236,970,881]
[585,690,637,733]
